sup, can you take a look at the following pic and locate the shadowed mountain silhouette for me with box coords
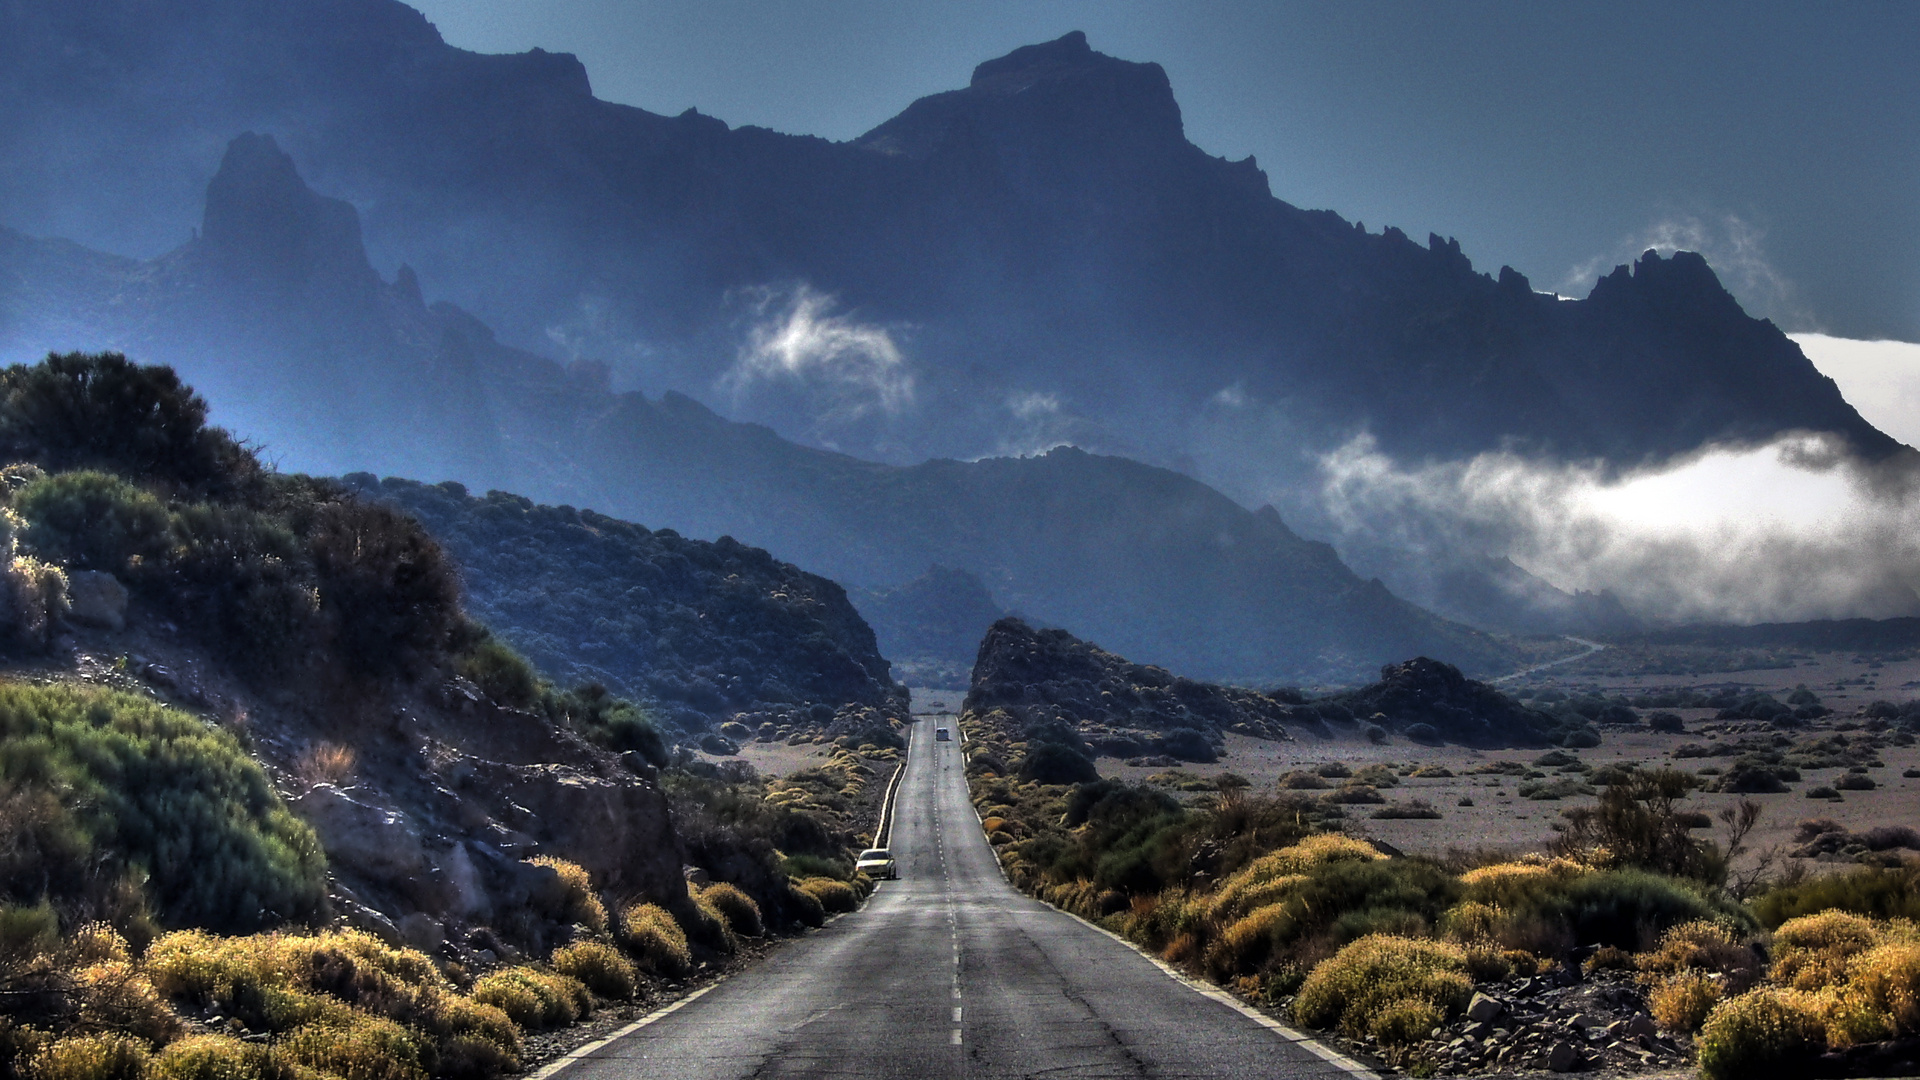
[0,136,1515,684]
[0,10,1895,486]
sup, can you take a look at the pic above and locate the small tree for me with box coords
[1552,768,1758,886]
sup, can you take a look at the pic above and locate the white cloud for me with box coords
[1317,432,1920,625]
[1794,333,1920,449]
[723,284,913,420]
[1006,390,1060,420]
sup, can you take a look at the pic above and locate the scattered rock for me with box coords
[1547,1040,1584,1072]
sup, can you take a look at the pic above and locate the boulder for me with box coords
[1547,1040,1584,1072]
[67,571,128,631]
[293,784,427,883]
[1466,992,1508,1023]
[398,912,445,953]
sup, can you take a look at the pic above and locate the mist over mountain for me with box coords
[0,6,1890,486]
[0,135,1510,683]
[2,2,1908,637]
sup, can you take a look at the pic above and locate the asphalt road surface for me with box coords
[562,718,1370,1079]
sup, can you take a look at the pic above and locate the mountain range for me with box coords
[0,2,1901,659]
[0,134,1511,683]
[0,8,1890,488]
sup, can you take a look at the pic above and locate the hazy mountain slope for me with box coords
[0,136,1516,683]
[356,475,904,726]
[850,566,1008,688]
[0,8,1893,482]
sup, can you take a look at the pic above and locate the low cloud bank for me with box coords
[1317,432,1920,625]
[1795,333,1920,448]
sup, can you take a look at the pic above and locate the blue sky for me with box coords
[407,0,1920,342]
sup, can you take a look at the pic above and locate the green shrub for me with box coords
[0,683,325,930]
[306,499,461,680]
[698,883,762,938]
[0,353,258,497]
[1292,935,1471,1044]
[458,639,539,709]
[165,502,322,679]
[550,942,637,1000]
[1561,869,1731,949]
[1752,864,1920,926]
[1697,989,1828,1080]
[1018,744,1098,785]
[619,904,691,978]
[14,471,174,577]
[23,1032,152,1080]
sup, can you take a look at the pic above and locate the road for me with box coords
[1491,636,1608,684]
[559,716,1372,1079]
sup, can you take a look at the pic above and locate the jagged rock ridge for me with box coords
[0,136,1517,684]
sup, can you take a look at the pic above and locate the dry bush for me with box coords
[66,925,130,966]
[524,857,608,934]
[784,884,826,929]
[698,883,763,938]
[685,889,737,955]
[72,962,183,1044]
[1769,911,1884,990]
[1457,856,1589,908]
[149,1035,265,1080]
[24,1032,151,1080]
[798,878,857,915]
[1637,920,1761,989]
[619,904,691,978]
[1437,901,1502,942]
[1651,971,1723,1032]
[1292,935,1471,1045]
[469,968,587,1031]
[1697,988,1828,1080]
[293,742,357,787]
[550,942,637,1000]
[1847,942,1920,1035]
[275,1014,425,1080]
[1206,905,1293,979]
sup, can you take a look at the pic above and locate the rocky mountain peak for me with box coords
[199,132,379,300]
[856,31,1183,161]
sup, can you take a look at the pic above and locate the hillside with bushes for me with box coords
[960,687,1920,1078]
[0,354,900,1080]
[353,475,904,730]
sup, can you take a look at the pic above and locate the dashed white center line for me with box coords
[952,1007,963,1022]
[950,1029,963,1045]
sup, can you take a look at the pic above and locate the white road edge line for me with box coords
[954,719,1380,1080]
[526,980,726,1080]
[534,707,928,1079]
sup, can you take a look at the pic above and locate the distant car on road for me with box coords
[935,727,952,741]
[855,848,898,879]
